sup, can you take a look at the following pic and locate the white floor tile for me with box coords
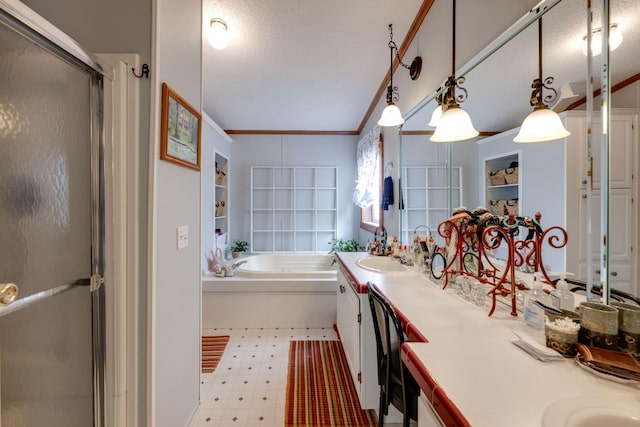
[190,327,336,427]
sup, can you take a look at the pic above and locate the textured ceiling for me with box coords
[202,0,640,134]
[202,0,422,132]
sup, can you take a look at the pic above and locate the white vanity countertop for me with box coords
[335,252,640,427]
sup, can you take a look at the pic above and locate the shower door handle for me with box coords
[0,278,90,317]
[0,283,19,305]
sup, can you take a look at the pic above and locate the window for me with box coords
[353,127,383,233]
[361,142,383,233]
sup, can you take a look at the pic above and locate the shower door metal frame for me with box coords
[0,1,111,425]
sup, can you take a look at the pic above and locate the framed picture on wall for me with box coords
[160,82,202,171]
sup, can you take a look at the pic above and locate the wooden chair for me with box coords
[367,282,419,427]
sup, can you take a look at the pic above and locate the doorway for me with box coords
[0,8,105,426]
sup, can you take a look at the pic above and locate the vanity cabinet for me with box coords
[418,393,445,427]
[335,262,378,410]
[564,110,638,295]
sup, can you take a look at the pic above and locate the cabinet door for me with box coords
[336,267,361,394]
[418,393,446,427]
[579,114,635,189]
[576,189,634,294]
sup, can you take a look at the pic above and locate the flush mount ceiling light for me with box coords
[377,24,423,127]
[582,23,623,56]
[514,17,570,143]
[430,0,478,142]
[208,18,229,50]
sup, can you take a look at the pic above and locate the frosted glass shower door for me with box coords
[0,12,101,427]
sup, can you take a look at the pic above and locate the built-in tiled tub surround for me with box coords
[202,254,338,328]
[189,327,337,427]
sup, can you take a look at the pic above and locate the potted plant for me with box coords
[231,240,249,258]
[328,238,363,254]
[328,238,363,265]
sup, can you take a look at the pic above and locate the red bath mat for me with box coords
[201,335,230,374]
[285,340,377,426]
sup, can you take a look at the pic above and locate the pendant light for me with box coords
[430,0,478,142]
[378,24,422,127]
[514,18,570,143]
[428,91,443,127]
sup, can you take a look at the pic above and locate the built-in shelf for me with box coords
[214,153,228,249]
[483,151,520,216]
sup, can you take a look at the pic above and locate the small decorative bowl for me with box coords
[545,323,579,358]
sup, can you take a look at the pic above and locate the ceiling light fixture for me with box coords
[582,24,623,56]
[427,90,443,127]
[514,17,570,143]
[430,0,478,142]
[377,24,422,127]
[208,18,229,50]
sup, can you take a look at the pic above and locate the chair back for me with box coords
[367,282,404,394]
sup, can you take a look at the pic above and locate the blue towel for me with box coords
[381,176,394,210]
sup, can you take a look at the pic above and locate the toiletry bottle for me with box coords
[523,272,545,329]
[550,272,575,311]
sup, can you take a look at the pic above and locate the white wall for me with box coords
[150,0,202,426]
[229,134,359,248]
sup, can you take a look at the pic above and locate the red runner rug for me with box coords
[285,340,377,426]
[201,335,230,374]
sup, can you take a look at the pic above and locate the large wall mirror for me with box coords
[397,0,640,302]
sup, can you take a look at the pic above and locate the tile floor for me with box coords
[188,327,338,427]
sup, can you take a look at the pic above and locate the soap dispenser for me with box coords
[524,272,547,329]
[550,272,575,311]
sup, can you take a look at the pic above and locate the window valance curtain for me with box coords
[352,126,380,208]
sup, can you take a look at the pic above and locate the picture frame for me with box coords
[160,82,202,171]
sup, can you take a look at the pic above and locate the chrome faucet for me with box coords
[231,260,247,269]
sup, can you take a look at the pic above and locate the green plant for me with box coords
[328,238,363,254]
[231,240,250,252]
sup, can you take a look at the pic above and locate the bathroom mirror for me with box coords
[397,0,640,300]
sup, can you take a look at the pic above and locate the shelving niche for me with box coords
[483,151,520,216]
[214,153,228,249]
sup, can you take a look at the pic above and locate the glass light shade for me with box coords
[430,105,479,142]
[208,18,229,50]
[582,26,623,56]
[378,103,405,127]
[428,105,442,127]
[514,106,571,143]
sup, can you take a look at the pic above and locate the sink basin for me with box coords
[543,396,640,427]
[356,256,408,273]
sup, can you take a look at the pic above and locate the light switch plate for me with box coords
[177,225,189,249]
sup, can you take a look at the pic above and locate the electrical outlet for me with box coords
[177,225,189,249]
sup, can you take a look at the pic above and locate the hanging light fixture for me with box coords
[208,18,229,50]
[428,90,443,127]
[430,0,478,142]
[514,17,570,143]
[582,24,623,56]
[378,24,422,127]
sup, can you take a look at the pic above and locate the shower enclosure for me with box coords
[0,3,106,425]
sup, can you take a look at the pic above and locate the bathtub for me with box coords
[202,253,338,328]
[235,253,337,278]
